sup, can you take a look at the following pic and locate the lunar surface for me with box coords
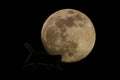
[41,9,96,63]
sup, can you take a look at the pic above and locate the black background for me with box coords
[23,0,108,78]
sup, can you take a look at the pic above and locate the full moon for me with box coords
[41,9,96,63]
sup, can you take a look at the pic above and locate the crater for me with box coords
[47,45,60,55]
[46,27,59,42]
[74,14,83,20]
[68,10,74,14]
[64,41,78,57]
[55,17,75,29]
[55,19,67,32]
[79,23,84,28]
[65,17,75,27]
[55,19,66,28]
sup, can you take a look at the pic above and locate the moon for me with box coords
[41,9,96,63]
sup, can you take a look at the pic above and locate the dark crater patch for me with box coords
[55,16,75,30]
[68,10,74,14]
[55,19,66,28]
[67,41,78,56]
[46,27,59,42]
[61,41,78,57]
[79,23,84,28]
[74,14,83,20]
[55,19,67,33]
[65,17,75,27]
